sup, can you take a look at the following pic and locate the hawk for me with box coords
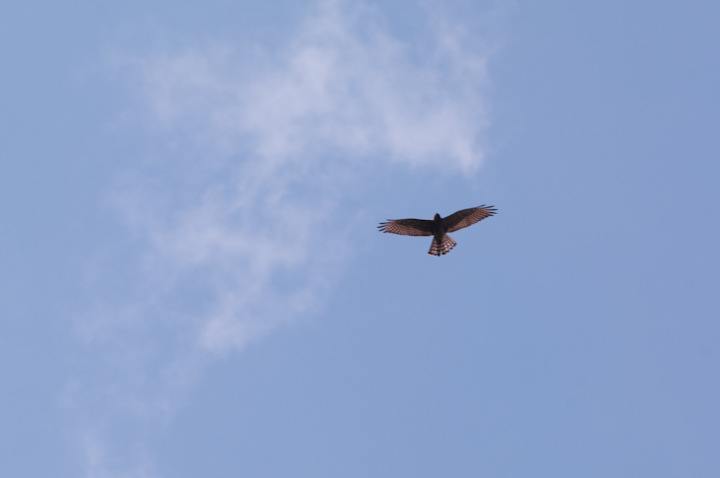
[378,205,497,256]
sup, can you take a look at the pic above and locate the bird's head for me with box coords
[434,213,441,221]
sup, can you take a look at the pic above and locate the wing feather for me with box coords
[443,206,497,233]
[378,218,434,236]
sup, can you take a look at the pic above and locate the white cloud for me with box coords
[138,0,490,172]
[107,0,492,355]
[73,0,494,475]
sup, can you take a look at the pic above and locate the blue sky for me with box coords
[2,1,720,476]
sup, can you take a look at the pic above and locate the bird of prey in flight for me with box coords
[378,205,497,256]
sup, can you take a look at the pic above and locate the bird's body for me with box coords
[378,206,496,256]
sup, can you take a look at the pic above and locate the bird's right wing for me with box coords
[378,219,434,236]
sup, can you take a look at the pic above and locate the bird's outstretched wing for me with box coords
[443,205,497,233]
[378,218,434,236]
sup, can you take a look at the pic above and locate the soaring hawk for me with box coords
[378,205,497,256]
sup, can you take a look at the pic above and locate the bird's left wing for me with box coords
[443,205,497,233]
[378,218,434,236]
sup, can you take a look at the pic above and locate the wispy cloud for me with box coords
[139,1,490,171]
[107,0,491,355]
[71,0,494,475]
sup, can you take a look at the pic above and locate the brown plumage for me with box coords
[378,205,497,256]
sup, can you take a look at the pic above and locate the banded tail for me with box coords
[428,234,457,256]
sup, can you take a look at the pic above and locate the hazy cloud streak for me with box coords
[112,0,492,354]
[72,1,493,475]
